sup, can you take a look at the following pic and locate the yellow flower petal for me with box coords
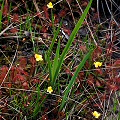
[92,111,101,118]
[47,86,53,94]
[35,54,43,61]
[94,62,102,68]
[47,2,53,9]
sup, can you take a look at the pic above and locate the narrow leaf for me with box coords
[53,0,93,83]
[59,49,93,111]
[52,40,60,86]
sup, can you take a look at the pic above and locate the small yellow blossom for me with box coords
[94,62,102,68]
[47,2,53,9]
[35,54,43,61]
[47,86,53,94]
[92,111,101,119]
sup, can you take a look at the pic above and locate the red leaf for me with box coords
[41,115,48,120]
[0,90,2,96]
[3,20,9,25]
[21,70,28,76]
[58,111,66,119]
[54,14,59,24]
[113,35,117,41]
[41,26,48,33]
[77,72,84,81]
[85,61,90,68]
[0,66,9,83]
[93,103,103,108]
[65,68,71,74]
[107,83,119,91]
[13,74,25,83]
[12,14,19,23]
[2,1,9,16]
[59,9,67,17]
[101,94,107,102]
[113,60,120,66]
[105,33,110,40]
[35,12,42,18]
[95,80,101,87]
[95,69,103,75]
[0,66,8,74]
[32,78,40,84]
[79,45,87,52]
[7,83,12,88]
[10,28,18,33]
[93,13,99,20]
[87,74,95,86]
[92,46,102,60]
[115,78,120,84]
[43,33,48,38]
[67,0,73,4]
[62,28,71,36]
[13,6,19,12]
[29,56,36,67]
[10,66,16,80]
[81,1,88,7]
[42,6,49,19]
[22,82,29,89]
[19,57,27,68]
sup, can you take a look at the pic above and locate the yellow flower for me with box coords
[47,86,53,94]
[47,2,53,9]
[92,111,101,119]
[35,54,43,61]
[94,62,102,68]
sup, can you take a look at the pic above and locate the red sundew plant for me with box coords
[0,56,38,89]
[0,65,28,89]
[2,0,9,17]
[42,6,49,20]
[11,13,20,23]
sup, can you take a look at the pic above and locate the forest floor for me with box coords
[0,0,120,120]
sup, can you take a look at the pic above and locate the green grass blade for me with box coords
[59,49,93,111]
[46,20,62,84]
[53,0,93,82]
[51,40,60,86]
[51,10,55,34]
[47,54,52,82]
[48,19,63,56]
[0,1,4,32]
